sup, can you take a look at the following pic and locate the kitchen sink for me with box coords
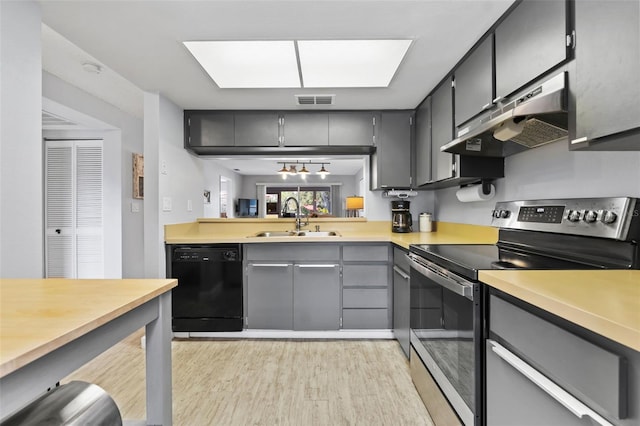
[252,231,298,237]
[296,231,341,237]
[250,230,341,238]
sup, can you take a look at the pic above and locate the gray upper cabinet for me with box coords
[281,112,329,146]
[328,112,376,146]
[431,78,455,182]
[454,35,494,127]
[495,0,567,100]
[234,112,280,146]
[570,0,640,150]
[415,98,432,186]
[370,111,414,189]
[185,112,234,147]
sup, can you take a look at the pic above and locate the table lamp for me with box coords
[345,196,364,217]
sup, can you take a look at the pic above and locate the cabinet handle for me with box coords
[488,340,614,426]
[571,136,588,145]
[481,102,493,110]
[250,263,291,268]
[296,264,338,268]
[492,96,502,104]
[393,266,410,280]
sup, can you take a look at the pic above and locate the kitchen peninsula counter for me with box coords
[165,219,499,249]
[480,270,640,352]
[0,278,176,423]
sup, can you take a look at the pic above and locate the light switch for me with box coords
[187,199,193,211]
[131,201,140,213]
[162,197,172,212]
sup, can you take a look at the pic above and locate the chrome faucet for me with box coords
[282,196,308,232]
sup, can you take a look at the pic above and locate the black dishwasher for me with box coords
[167,244,243,332]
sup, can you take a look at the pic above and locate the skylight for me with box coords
[183,40,301,88]
[298,40,412,88]
[183,39,412,89]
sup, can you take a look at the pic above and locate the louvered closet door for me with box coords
[75,142,103,278]
[45,140,103,278]
[46,143,74,277]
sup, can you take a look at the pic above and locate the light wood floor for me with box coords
[64,329,434,425]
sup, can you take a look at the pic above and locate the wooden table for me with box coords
[0,278,177,424]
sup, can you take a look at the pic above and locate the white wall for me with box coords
[360,158,436,222]
[435,141,640,225]
[0,1,44,278]
[202,161,243,218]
[145,92,205,278]
[42,73,142,277]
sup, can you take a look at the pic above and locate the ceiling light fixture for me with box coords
[183,39,411,89]
[82,62,102,74]
[276,161,330,179]
[297,39,412,88]
[317,163,330,179]
[183,40,301,88]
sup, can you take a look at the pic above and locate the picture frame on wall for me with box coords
[133,153,144,199]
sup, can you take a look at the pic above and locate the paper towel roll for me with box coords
[493,118,526,141]
[456,183,495,203]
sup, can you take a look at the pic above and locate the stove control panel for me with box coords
[491,197,638,241]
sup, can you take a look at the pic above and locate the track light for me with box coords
[317,163,330,179]
[276,161,330,179]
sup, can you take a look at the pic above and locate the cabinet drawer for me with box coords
[343,264,388,287]
[490,295,626,419]
[342,308,389,329]
[245,244,339,261]
[343,245,389,261]
[343,288,388,308]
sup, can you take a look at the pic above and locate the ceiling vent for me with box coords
[295,94,335,106]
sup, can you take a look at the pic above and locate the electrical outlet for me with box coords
[162,197,172,212]
[161,160,168,175]
[131,201,140,213]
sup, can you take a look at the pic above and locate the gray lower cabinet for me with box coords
[245,244,340,330]
[293,264,340,330]
[246,263,293,329]
[569,0,640,150]
[342,244,392,329]
[328,112,376,146]
[486,293,639,426]
[494,0,568,100]
[393,247,410,358]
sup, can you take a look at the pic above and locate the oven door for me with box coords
[408,253,482,426]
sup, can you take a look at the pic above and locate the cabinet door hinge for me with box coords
[372,116,376,126]
[566,30,576,49]
[340,317,343,328]
[409,116,413,126]
[245,317,248,327]
[187,118,191,126]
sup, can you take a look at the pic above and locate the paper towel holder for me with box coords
[480,180,493,195]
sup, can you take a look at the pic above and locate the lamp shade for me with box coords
[345,196,364,210]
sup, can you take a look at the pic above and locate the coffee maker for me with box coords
[391,200,412,233]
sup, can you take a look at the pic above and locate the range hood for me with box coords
[442,72,568,157]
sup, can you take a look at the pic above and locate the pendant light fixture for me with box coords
[276,161,330,179]
[317,163,330,179]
